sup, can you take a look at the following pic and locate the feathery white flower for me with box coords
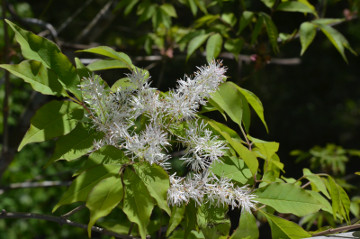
[180,120,227,172]
[165,61,227,120]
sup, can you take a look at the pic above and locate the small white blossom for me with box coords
[180,120,227,172]
[165,61,227,120]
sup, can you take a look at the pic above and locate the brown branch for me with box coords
[57,0,95,34]
[311,223,360,237]
[61,205,86,218]
[75,0,117,42]
[0,181,71,194]
[0,210,138,239]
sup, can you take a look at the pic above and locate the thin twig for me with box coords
[312,223,360,237]
[6,3,58,42]
[0,210,137,239]
[61,205,86,218]
[75,0,115,42]
[0,180,71,191]
[57,0,95,34]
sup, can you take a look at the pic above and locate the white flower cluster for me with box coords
[168,173,257,212]
[80,61,256,211]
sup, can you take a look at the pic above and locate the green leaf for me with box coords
[206,33,223,62]
[187,33,210,60]
[259,210,311,239]
[210,82,245,128]
[210,156,252,184]
[261,13,279,54]
[137,2,156,23]
[223,138,257,176]
[251,15,264,45]
[133,163,171,215]
[234,83,268,132]
[326,176,350,222]
[78,46,133,69]
[122,168,155,239]
[261,0,276,8]
[204,118,242,141]
[238,11,254,34]
[53,164,121,212]
[49,123,103,163]
[276,2,318,16]
[231,210,259,239]
[166,206,186,237]
[160,3,177,17]
[306,190,333,214]
[183,202,197,238]
[87,59,129,71]
[251,137,279,161]
[6,20,82,99]
[86,176,124,237]
[0,60,66,97]
[110,77,137,92]
[75,57,92,79]
[317,24,355,63]
[303,168,330,199]
[18,100,84,151]
[299,22,317,55]
[75,145,129,176]
[187,0,198,16]
[221,13,237,27]
[255,182,322,217]
[194,14,220,28]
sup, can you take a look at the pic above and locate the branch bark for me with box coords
[0,210,138,239]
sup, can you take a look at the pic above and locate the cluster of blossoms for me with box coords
[81,61,257,212]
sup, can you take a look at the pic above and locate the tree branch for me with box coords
[0,210,138,239]
[311,223,360,237]
[0,181,71,195]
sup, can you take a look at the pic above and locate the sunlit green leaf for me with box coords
[166,206,186,237]
[87,59,129,71]
[255,182,322,217]
[133,163,171,215]
[210,156,252,184]
[78,46,133,69]
[86,176,124,237]
[261,0,276,8]
[53,164,121,212]
[49,124,103,163]
[6,20,82,99]
[259,210,312,239]
[0,60,66,97]
[206,33,223,62]
[210,81,245,128]
[317,24,356,63]
[303,168,330,199]
[160,3,177,17]
[234,83,268,132]
[299,22,317,55]
[276,2,318,16]
[18,100,84,151]
[122,168,154,239]
[187,33,210,60]
[231,210,259,239]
